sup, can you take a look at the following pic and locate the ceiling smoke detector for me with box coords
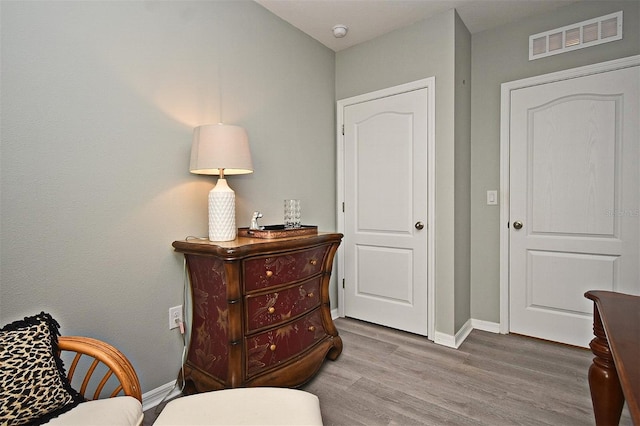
[332,25,348,38]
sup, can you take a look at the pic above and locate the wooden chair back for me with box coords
[58,336,142,402]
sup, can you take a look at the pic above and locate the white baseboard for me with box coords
[471,318,501,334]
[331,308,339,320]
[433,318,500,349]
[142,380,182,412]
[434,319,473,349]
[433,331,456,348]
[455,319,474,346]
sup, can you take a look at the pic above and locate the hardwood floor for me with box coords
[145,317,632,425]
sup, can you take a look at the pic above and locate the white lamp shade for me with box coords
[190,124,253,175]
[189,123,252,241]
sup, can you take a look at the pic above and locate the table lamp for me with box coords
[190,124,253,241]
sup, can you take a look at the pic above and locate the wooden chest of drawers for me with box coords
[172,233,343,392]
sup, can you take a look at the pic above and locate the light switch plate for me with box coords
[487,190,498,205]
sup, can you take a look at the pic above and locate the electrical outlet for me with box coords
[169,305,183,330]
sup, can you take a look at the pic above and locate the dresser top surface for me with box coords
[172,232,343,258]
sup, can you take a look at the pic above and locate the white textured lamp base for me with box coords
[208,178,237,241]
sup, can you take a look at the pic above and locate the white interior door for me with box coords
[341,86,429,336]
[508,64,640,347]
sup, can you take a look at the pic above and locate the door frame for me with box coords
[499,55,640,334]
[336,77,436,339]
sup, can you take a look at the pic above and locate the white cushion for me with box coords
[47,396,143,426]
[153,388,323,425]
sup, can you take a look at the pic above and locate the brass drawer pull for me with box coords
[269,344,277,352]
[265,270,273,278]
[307,292,314,298]
[309,259,317,265]
[308,326,315,332]
[268,306,276,314]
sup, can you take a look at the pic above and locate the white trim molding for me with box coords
[433,318,500,349]
[434,319,473,349]
[471,318,501,334]
[142,380,182,412]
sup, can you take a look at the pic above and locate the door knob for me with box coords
[513,221,523,230]
[415,221,425,230]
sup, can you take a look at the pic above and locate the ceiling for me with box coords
[255,0,582,51]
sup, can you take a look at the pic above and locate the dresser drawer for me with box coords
[245,277,321,332]
[243,245,329,292]
[246,309,325,377]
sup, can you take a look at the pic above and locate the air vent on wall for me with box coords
[529,11,623,60]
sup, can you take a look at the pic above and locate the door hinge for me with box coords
[342,202,345,212]
[342,278,345,289]
[342,125,344,135]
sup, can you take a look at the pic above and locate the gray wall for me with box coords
[454,13,472,332]
[470,0,640,323]
[0,0,336,393]
[336,10,472,337]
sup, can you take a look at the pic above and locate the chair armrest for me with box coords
[58,336,142,402]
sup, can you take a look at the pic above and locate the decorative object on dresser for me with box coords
[189,123,253,241]
[284,199,301,229]
[172,232,343,393]
[238,224,318,239]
